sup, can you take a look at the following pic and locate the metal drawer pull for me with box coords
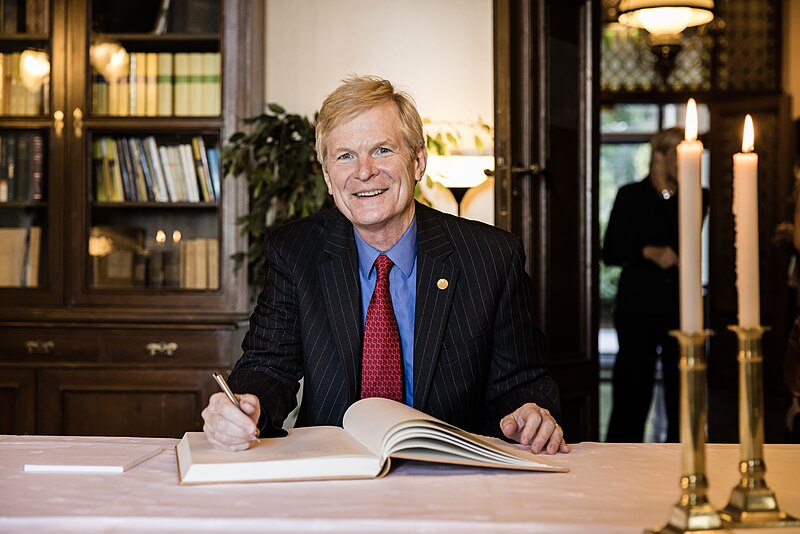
[26,340,55,355]
[145,342,178,357]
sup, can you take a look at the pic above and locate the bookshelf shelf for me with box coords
[0,0,262,438]
[84,117,224,129]
[92,201,218,209]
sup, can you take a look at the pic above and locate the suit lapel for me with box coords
[414,204,458,409]
[317,213,362,405]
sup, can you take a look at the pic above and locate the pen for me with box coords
[212,370,260,442]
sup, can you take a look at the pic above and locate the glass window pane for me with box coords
[601,104,659,134]
[92,0,219,35]
[662,103,711,135]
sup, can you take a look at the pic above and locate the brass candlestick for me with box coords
[647,330,728,534]
[720,326,800,528]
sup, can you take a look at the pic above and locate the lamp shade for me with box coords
[618,0,714,36]
[426,155,494,189]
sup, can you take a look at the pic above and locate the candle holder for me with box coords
[646,330,728,534]
[719,326,800,528]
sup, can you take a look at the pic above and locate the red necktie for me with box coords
[360,254,403,402]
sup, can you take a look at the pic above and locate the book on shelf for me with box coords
[0,131,44,201]
[206,147,221,201]
[178,143,201,202]
[191,136,215,202]
[24,225,40,287]
[188,53,204,116]
[145,53,158,117]
[156,52,173,116]
[144,136,169,202]
[207,238,219,290]
[1,0,48,34]
[0,225,40,287]
[176,397,567,485]
[173,53,190,116]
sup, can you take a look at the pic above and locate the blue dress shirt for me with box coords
[354,218,417,407]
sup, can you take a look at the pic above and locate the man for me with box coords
[602,127,708,443]
[202,76,568,455]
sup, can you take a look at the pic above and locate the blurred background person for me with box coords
[602,127,709,443]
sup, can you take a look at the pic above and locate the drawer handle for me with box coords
[26,340,55,355]
[146,342,178,357]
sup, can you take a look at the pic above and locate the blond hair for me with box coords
[650,127,683,155]
[315,76,424,165]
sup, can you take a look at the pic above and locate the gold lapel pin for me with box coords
[436,278,449,290]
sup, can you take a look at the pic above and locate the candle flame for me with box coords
[684,98,698,142]
[155,230,167,244]
[742,114,754,153]
[172,230,182,244]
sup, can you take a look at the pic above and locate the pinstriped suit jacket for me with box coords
[228,202,561,438]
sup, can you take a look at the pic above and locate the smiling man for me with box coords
[201,76,568,455]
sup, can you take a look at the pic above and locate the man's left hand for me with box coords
[500,403,570,454]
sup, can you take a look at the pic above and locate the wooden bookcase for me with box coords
[0,0,262,438]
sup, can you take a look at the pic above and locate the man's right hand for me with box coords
[642,245,678,270]
[201,392,261,451]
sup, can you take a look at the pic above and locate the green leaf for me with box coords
[267,103,286,114]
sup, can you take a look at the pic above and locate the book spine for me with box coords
[156,52,173,116]
[117,137,136,201]
[92,138,107,202]
[207,237,218,290]
[134,138,155,201]
[188,53,203,116]
[128,137,148,202]
[0,134,7,202]
[144,136,169,202]
[14,131,29,201]
[107,138,124,201]
[4,134,15,199]
[179,143,199,202]
[158,145,177,202]
[206,146,221,201]
[29,132,43,200]
[92,72,109,115]
[190,137,211,202]
[145,53,158,117]
[173,53,190,116]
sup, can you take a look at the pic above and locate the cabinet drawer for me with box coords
[0,329,100,361]
[101,330,228,366]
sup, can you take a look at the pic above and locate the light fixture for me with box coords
[617,0,714,36]
[426,155,494,216]
[19,49,50,92]
[617,0,714,83]
[89,40,128,80]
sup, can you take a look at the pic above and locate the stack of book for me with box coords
[0,225,41,287]
[0,52,49,116]
[92,52,221,117]
[0,131,45,202]
[91,226,218,290]
[92,135,220,204]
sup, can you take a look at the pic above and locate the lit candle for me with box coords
[676,98,704,333]
[733,115,760,328]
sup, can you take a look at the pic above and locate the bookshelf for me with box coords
[0,0,262,438]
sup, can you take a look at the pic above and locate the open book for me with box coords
[176,397,567,484]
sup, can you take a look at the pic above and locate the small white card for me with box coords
[24,443,163,474]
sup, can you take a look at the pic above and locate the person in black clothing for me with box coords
[603,127,708,443]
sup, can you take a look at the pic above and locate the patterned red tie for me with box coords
[360,254,403,402]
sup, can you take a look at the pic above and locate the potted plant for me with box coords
[221,104,333,291]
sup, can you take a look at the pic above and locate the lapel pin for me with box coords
[436,278,449,290]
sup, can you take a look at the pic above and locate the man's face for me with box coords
[322,103,426,241]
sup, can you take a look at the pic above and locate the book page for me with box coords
[23,442,163,473]
[343,398,441,457]
[343,398,566,472]
[178,427,383,484]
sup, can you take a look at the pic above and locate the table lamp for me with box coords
[426,155,494,216]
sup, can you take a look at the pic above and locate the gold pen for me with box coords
[212,370,261,442]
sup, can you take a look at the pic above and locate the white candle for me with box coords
[733,115,760,328]
[676,98,704,333]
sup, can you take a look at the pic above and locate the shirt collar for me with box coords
[354,217,417,279]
